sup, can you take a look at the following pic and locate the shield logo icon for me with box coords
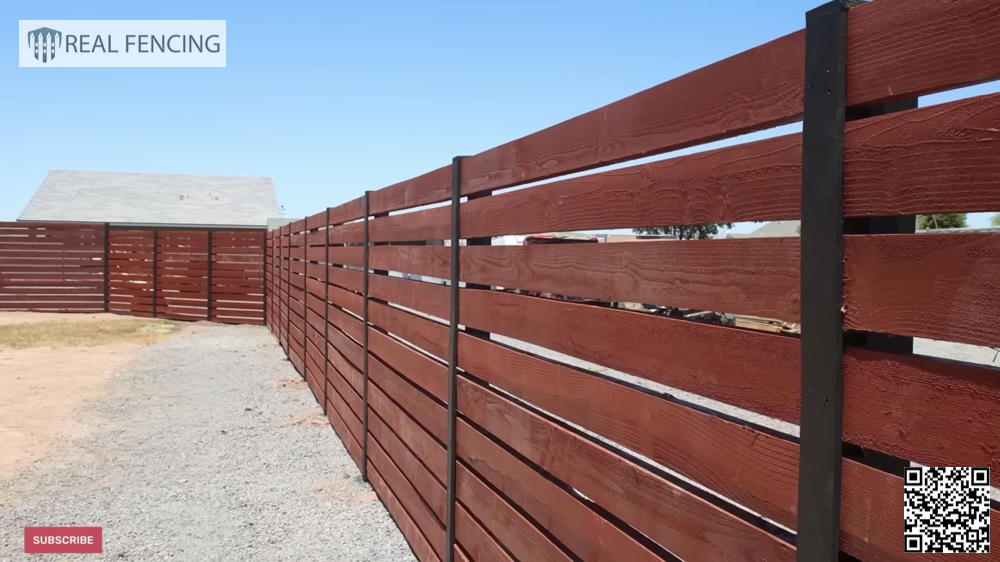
[27,27,62,63]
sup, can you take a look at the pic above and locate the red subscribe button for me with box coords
[24,527,102,554]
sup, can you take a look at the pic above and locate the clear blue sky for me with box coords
[3,1,998,230]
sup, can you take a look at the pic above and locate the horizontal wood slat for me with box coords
[844,233,999,347]
[460,92,1000,238]
[461,238,800,321]
[458,0,1000,197]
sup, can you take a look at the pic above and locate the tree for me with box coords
[991,214,1000,227]
[633,223,733,240]
[917,213,967,230]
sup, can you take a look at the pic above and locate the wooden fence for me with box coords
[266,0,999,560]
[0,222,266,324]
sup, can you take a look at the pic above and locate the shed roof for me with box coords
[19,170,278,227]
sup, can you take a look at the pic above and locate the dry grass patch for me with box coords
[0,317,179,348]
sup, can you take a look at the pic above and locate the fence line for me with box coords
[0,222,266,324]
[267,0,999,560]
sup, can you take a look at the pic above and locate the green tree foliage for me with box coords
[633,223,733,240]
[991,214,1000,227]
[917,213,967,230]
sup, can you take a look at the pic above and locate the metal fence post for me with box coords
[206,231,213,321]
[361,192,371,482]
[797,1,848,560]
[444,155,464,562]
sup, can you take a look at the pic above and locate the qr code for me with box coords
[904,466,990,553]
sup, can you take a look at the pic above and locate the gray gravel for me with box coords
[0,322,415,562]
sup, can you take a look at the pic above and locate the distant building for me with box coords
[19,170,278,229]
[728,220,800,238]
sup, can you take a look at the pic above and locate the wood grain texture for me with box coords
[457,418,663,562]
[367,436,446,561]
[457,378,795,561]
[457,332,798,529]
[369,273,450,320]
[459,288,802,424]
[845,233,999,347]
[457,0,1000,197]
[461,238,800,321]
[369,246,450,279]
[369,407,511,562]
[370,206,450,243]
[459,92,1000,238]
[368,300,449,361]
[844,347,1000,488]
[456,461,571,562]
[368,166,451,216]
[326,197,365,227]
[366,462,441,562]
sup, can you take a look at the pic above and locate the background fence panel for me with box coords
[0,222,106,312]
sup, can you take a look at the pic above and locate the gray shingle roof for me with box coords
[19,170,278,227]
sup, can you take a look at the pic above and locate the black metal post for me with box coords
[103,223,110,312]
[206,231,213,321]
[152,230,159,318]
[797,1,848,560]
[323,208,331,415]
[361,192,371,482]
[444,155,464,562]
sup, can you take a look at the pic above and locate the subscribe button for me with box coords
[24,527,102,553]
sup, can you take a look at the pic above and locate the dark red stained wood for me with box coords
[328,266,363,294]
[455,503,513,562]
[457,378,796,561]
[458,0,1000,198]
[327,283,363,317]
[367,463,441,562]
[456,419,662,562]
[329,246,364,268]
[369,273,450,320]
[368,383,446,479]
[328,324,363,370]
[457,332,798,530]
[327,197,365,227]
[369,353,447,443]
[369,207,450,244]
[369,327,447,401]
[368,410,446,522]
[843,348,1000,488]
[369,246,450,279]
[327,303,363,343]
[844,233,1000,347]
[456,461,570,562]
[368,166,452,216]
[461,238,800,321]
[367,436,446,561]
[368,300,449,361]
[460,93,1000,238]
[460,288,802,423]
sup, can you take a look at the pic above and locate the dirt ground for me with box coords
[0,312,178,479]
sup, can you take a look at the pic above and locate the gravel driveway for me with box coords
[0,322,414,562]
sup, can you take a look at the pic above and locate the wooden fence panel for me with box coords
[261,1,1000,560]
[0,222,106,311]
